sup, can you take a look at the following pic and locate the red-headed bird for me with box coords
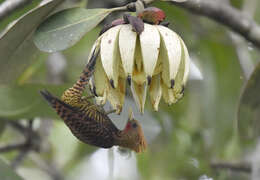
[40,48,147,153]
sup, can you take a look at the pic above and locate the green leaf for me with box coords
[0,0,64,84]
[0,84,68,120]
[34,8,111,52]
[238,62,260,141]
[0,1,40,31]
[0,158,24,180]
[0,119,6,139]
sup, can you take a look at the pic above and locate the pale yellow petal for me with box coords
[132,39,146,85]
[93,55,108,96]
[87,35,103,62]
[157,25,182,88]
[172,38,185,98]
[149,74,162,111]
[153,53,163,76]
[140,23,160,79]
[179,37,190,85]
[170,36,190,100]
[100,25,122,88]
[161,80,176,105]
[107,77,126,114]
[131,81,147,114]
[119,24,137,77]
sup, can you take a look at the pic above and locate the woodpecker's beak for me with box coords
[128,107,134,122]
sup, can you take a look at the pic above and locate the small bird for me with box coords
[40,48,147,153]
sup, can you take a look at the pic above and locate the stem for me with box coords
[172,0,260,49]
[211,161,251,173]
[110,6,128,12]
[0,143,26,153]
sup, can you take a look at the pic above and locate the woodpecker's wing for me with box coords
[40,90,119,148]
[71,109,120,148]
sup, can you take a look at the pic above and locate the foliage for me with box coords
[0,0,259,179]
[0,158,24,180]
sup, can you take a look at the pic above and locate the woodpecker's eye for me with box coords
[132,122,137,128]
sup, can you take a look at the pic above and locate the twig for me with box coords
[0,0,32,20]
[0,120,41,170]
[228,0,256,80]
[123,0,260,49]
[8,120,38,139]
[171,0,260,49]
[211,162,251,173]
[30,153,64,180]
[0,143,26,153]
[11,149,30,169]
[8,121,30,135]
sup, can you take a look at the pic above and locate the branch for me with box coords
[11,149,30,169]
[228,0,256,80]
[211,162,251,173]
[0,0,32,21]
[0,143,26,153]
[30,153,64,180]
[0,120,41,153]
[169,0,260,49]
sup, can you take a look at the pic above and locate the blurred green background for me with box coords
[0,0,260,179]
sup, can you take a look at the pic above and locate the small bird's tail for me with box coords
[40,90,76,120]
[40,90,70,109]
[40,90,58,107]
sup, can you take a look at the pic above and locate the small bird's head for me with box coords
[120,109,147,153]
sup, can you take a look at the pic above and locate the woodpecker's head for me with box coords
[120,109,147,153]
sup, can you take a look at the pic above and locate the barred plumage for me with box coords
[40,48,147,153]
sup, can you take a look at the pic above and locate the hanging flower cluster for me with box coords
[89,8,190,114]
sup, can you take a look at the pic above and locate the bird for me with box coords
[40,48,147,153]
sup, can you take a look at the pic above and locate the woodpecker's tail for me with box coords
[40,90,77,120]
[61,47,100,105]
[40,90,71,109]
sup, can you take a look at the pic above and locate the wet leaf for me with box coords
[0,158,24,180]
[0,0,64,84]
[34,8,112,52]
[0,84,68,120]
[0,1,40,31]
[238,62,260,141]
